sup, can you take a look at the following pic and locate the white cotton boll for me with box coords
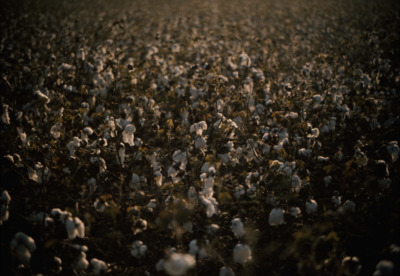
[75,251,89,270]
[290,207,302,218]
[342,256,362,276]
[233,244,252,265]
[17,127,27,145]
[332,195,342,207]
[231,218,245,238]
[190,121,208,136]
[306,199,318,214]
[65,216,85,240]
[189,239,208,260]
[195,136,207,149]
[387,141,399,162]
[91,258,108,275]
[10,232,36,265]
[1,205,9,224]
[268,208,285,226]
[1,190,11,205]
[67,136,81,156]
[313,94,323,103]
[317,156,330,162]
[373,260,394,276]
[130,173,141,189]
[324,176,332,186]
[122,124,136,146]
[208,224,220,235]
[156,259,165,271]
[164,253,196,276]
[199,195,218,217]
[50,123,62,139]
[219,266,235,276]
[154,171,163,187]
[131,240,148,258]
[34,89,50,104]
[291,175,302,192]
[308,128,320,139]
[1,104,11,125]
[339,200,356,215]
[239,52,251,68]
[299,148,311,157]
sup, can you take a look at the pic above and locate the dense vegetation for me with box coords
[1,0,400,275]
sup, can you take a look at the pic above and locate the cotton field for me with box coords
[1,0,400,275]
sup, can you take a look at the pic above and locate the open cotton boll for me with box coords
[10,232,36,266]
[65,216,85,240]
[306,199,318,214]
[164,253,196,276]
[233,244,252,265]
[189,239,208,260]
[268,208,285,226]
[231,218,245,238]
[75,251,89,270]
[131,240,148,258]
[190,121,207,136]
[91,258,108,275]
[199,195,218,217]
[290,207,301,218]
[373,260,394,276]
[219,266,235,276]
[341,256,361,276]
[122,124,136,146]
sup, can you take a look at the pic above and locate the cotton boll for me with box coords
[91,258,108,275]
[331,195,342,207]
[10,232,37,266]
[65,216,85,240]
[268,208,285,226]
[1,104,11,125]
[189,239,208,260]
[220,266,235,276]
[199,195,218,217]
[75,251,89,270]
[289,207,301,218]
[342,256,361,276]
[154,171,163,187]
[207,224,220,235]
[231,218,245,238]
[164,253,196,276]
[387,141,399,162]
[122,124,136,146]
[299,148,311,157]
[131,240,148,258]
[338,200,356,215]
[306,199,318,214]
[50,123,62,139]
[130,173,141,189]
[373,260,394,276]
[195,136,207,149]
[233,244,252,265]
